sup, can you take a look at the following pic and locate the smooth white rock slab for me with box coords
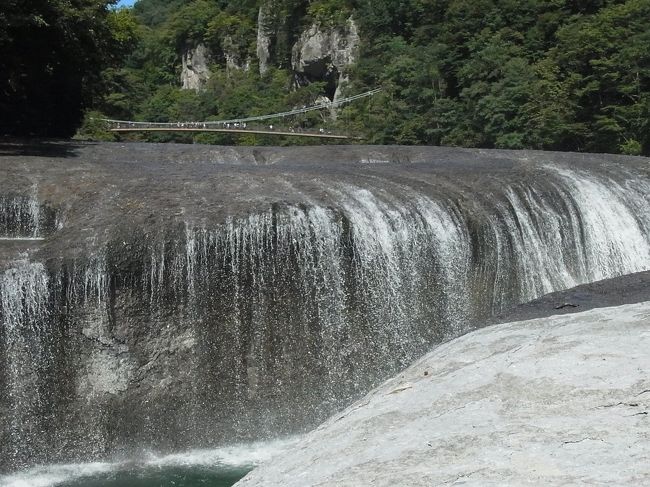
[237,302,650,486]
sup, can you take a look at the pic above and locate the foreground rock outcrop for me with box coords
[238,301,650,486]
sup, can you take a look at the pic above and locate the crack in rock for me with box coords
[562,437,604,445]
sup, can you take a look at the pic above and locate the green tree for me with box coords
[0,0,130,137]
[551,0,650,153]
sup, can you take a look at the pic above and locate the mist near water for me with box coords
[0,438,296,487]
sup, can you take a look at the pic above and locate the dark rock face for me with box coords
[0,142,649,472]
[490,270,650,325]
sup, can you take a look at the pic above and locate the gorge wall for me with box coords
[0,143,649,472]
[181,2,359,102]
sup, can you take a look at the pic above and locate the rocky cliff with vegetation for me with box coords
[2,0,649,155]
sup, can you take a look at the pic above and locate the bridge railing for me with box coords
[107,122,357,139]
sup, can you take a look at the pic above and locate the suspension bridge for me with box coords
[102,88,381,140]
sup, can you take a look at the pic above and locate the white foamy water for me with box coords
[0,438,298,487]
[0,462,114,487]
[144,437,299,467]
[0,191,43,239]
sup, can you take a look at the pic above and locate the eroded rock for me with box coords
[292,18,360,102]
[256,4,273,75]
[181,44,212,91]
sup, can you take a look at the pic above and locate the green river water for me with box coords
[0,439,294,487]
[57,464,250,486]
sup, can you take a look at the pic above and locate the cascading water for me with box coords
[0,262,50,468]
[0,153,649,475]
[0,189,58,240]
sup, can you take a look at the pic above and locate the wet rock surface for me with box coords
[491,270,650,324]
[292,18,360,100]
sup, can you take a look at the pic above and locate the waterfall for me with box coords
[0,160,649,471]
[0,188,58,240]
[0,262,50,468]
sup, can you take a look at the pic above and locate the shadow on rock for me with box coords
[0,138,86,158]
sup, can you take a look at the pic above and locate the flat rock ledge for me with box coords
[238,302,650,486]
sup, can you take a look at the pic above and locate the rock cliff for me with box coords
[256,4,273,75]
[291,18,360,102]
[181,7,359,106]
[180,44,212,91]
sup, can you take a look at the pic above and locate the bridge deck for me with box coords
[111,127,356,140]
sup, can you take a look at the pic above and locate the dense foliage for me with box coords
[349,0,650,154]
[3,0,648,154]
[0,0,137,137]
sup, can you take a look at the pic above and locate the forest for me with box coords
[1,0,649,155]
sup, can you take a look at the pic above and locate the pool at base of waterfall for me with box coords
[0,439,296,487]
[1,464,249,487]
[57,465,250,487]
